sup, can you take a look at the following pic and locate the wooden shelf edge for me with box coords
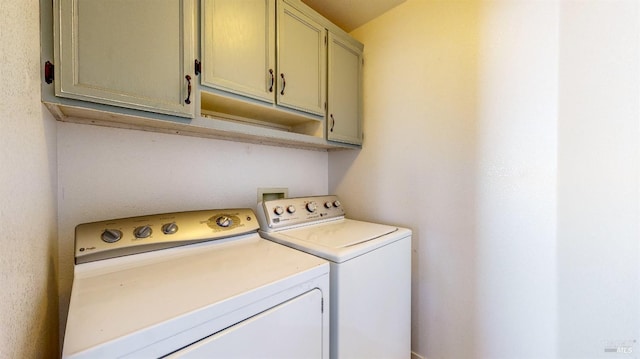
[44,102,360,152]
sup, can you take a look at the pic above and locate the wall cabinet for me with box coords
[200,0,275,104]
[327,32,363,145]
[42,0,362,150]
[53,0,196,118]
[201,0,325,119]
[276,1,326,116]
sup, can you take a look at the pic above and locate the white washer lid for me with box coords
[261,219,410,263]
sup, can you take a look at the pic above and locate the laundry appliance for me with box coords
[257,195,411,359]
[63,208,330,358]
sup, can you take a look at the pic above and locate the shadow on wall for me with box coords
[329,0,482,357]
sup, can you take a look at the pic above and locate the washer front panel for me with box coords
[258,195,345,230]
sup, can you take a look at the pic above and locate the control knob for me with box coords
[216,216,233,228]
[134,225,152,238]
[333,200,341,208]
[324,201,333,208]
[273,206,284,215]
[101,229,122,243]
[162,222,178,235]
[287,205,296,214]
[306,202,317,212]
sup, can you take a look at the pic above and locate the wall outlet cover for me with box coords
[257,188,288,203]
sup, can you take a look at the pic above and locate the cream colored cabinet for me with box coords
[277,1,326,116]
[54,0,196,118]
[327,32,363,145]
[200,0,325,118]
[43,0,363,149]
[201,0,275,103]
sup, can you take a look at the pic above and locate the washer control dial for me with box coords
[306,202,317,212]
[216,215,233,228]
[134,225,152,239]
[274,206,284,215]
[101,229,122,243]
[324,201,333,208]
[162,222,178,235]
[287,205,296,214]
[333,200,341,208]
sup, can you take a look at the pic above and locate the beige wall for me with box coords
[332,0,639,358]
[331,1,486,357]
[0,0,60,358]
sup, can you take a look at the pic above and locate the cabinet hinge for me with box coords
[324,35,327,46]
[194,59,201,76]
[324,101,327,111]
[44,61,54,84]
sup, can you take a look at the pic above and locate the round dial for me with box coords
[324,201,333,208]
[274,206,284,215]
[101,229,122,243]
[306,202,317,212]
[286,205,296,214]
[333,200,341,208]
[162,222,178,235]
[216,216,233,228]
[134,225,152,238]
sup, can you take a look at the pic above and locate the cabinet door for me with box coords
[277,1,326,116]
[166,289,324,358]
[55,0,195,118]
[201,0,275,104]
[327,33,363,145]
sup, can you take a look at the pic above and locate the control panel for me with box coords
[257,195,345,231]
[74,208,258,264]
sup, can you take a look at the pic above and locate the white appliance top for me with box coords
[257,196,411,262]
[64,209,329,358]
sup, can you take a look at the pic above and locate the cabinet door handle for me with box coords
[280,73,286,95]
[185,75,192,105]
[330,114,335,132]
[268,69,274,93]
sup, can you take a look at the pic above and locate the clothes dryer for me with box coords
[257,195,411,359]
[63,208,329,358]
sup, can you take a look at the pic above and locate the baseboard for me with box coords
[411,351,426,359]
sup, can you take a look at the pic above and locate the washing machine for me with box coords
[257,195,411,359]
[62,208,330,358]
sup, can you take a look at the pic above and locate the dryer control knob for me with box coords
[162,222,178,235]
[216,216,233,228]
[101,229,122,243]
[333,200,341,208]
[134,225,152,238]
[287,205,296,214]
[274,206,284,215]
[324,201,333,208]
[306,202,317,212]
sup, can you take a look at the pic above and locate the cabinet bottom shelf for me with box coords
[44,102,360,151]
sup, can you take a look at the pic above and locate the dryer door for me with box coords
[166,289,324,358]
